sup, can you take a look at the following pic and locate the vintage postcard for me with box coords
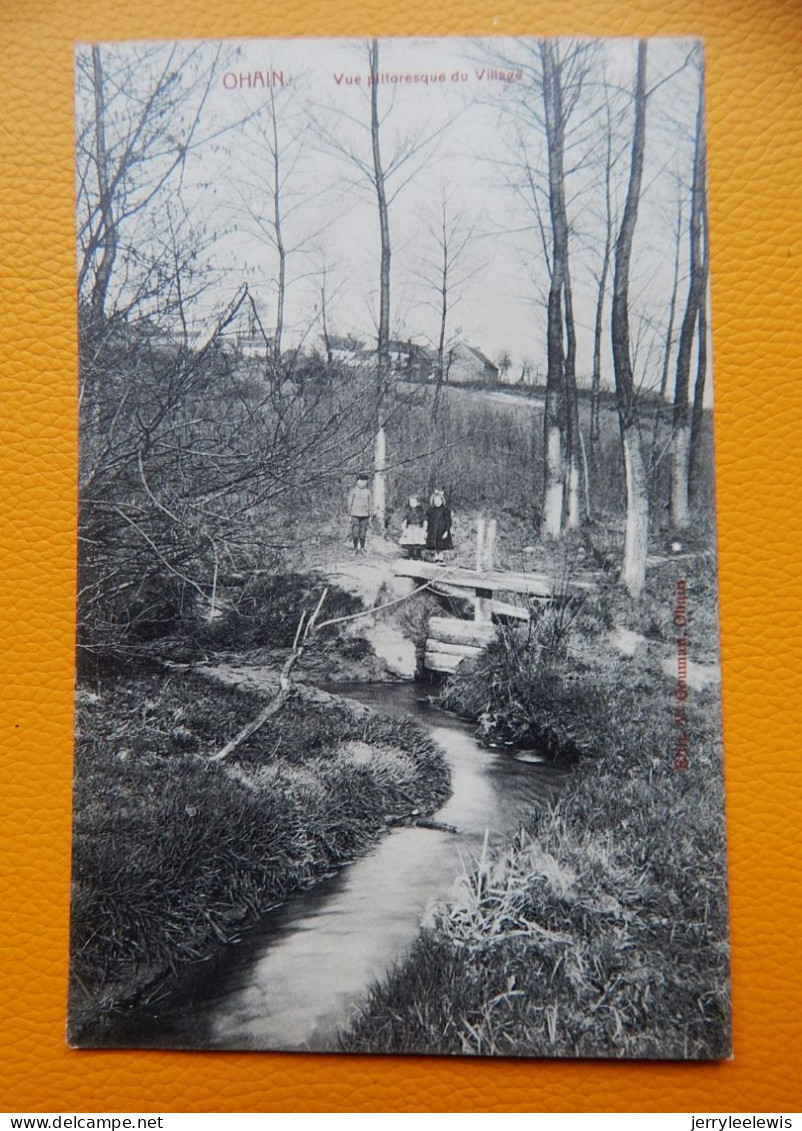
[69,35,731,1057]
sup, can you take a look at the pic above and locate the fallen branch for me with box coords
[411,817,459,834]
[209,587,328,763]
[313,573,454,633]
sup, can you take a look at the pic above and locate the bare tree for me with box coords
[369,39,392,527]
[689,187,710,498]
[86,47,118,328]
[611,40,649,597]
[226,78,328,383]
[648,186,684,502]
[538,40,569,538]
[541,41,599,532]
[317,40,446,530]
[670,51,706,529]
[315,251,343,368]
[409,194,479,488]
[75,49,382,660]
[414,193,477,415]
[589,104,615,462]
[75,42,226,329]
[508,40,594,536]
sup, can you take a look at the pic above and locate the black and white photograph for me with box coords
[69,35,731,1059]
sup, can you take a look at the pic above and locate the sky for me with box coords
[77,35,708,397]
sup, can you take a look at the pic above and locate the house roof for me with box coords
[454,342,499,371]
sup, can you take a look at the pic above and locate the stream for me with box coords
[105,681,567,1051]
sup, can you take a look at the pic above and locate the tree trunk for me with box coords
[437,207,448,387]
[369,39,391,530]
[89,46,117,328]
[432,203,448,432]
[564,274,582,529]
[320,270,333,367]
[590,110,613,474]
[373,425,387,533]
[611,40,649,598]
[670,59,706,530]
[649,191,683,504]
[689,189,710,499]
[539,41,568,540]
[590,246,609,454]
[268,85,286,365]
[621,429,649,594]
[542,407,564,539]
[588,246,608,520]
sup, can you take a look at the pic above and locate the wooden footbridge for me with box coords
[392,518,594,673]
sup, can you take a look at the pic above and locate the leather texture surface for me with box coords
[1,0,801,1113]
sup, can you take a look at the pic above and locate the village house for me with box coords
[357,338,436,381]
[444,342,500,385]
[319,333,499,387]
[326,334,367,366]
[387,339,436,381]
[215,305,272,361]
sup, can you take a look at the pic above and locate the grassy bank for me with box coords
[342,563,731,1059]
[69,664,449,1043]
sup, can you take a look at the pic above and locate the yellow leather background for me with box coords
[2,0,801,1113]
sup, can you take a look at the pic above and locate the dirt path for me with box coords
[315,537,418,679]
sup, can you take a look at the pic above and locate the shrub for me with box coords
[192,571,362,652]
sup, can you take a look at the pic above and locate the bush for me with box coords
[439,606,610,759]
[192,571,362,652]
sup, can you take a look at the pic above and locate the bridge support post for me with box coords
[475,587,493,624]
[484,519,497,571]
[476,515,486,572]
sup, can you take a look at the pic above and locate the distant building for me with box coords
[359,338,436,381]
[445,342,499,385]
[215,331,271,359]
[215,305,272,360]
[238,332,271,360]
[320,333,498,386]
[327,334,367,366]
[387,339,435,381]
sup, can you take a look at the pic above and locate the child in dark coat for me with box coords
[426,490,453,563]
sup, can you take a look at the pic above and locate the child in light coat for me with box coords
[399,495,426,560]
[347,472,372,554]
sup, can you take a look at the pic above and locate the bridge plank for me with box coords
[428,616,496,645]
[424,650,466,673]
[425,582,531,621]
[393,558,592,596]
[424,639,484,658]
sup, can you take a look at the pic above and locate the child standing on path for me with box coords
[426,489,453,563]
[399,494,427,560]
[347,472,373,554]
